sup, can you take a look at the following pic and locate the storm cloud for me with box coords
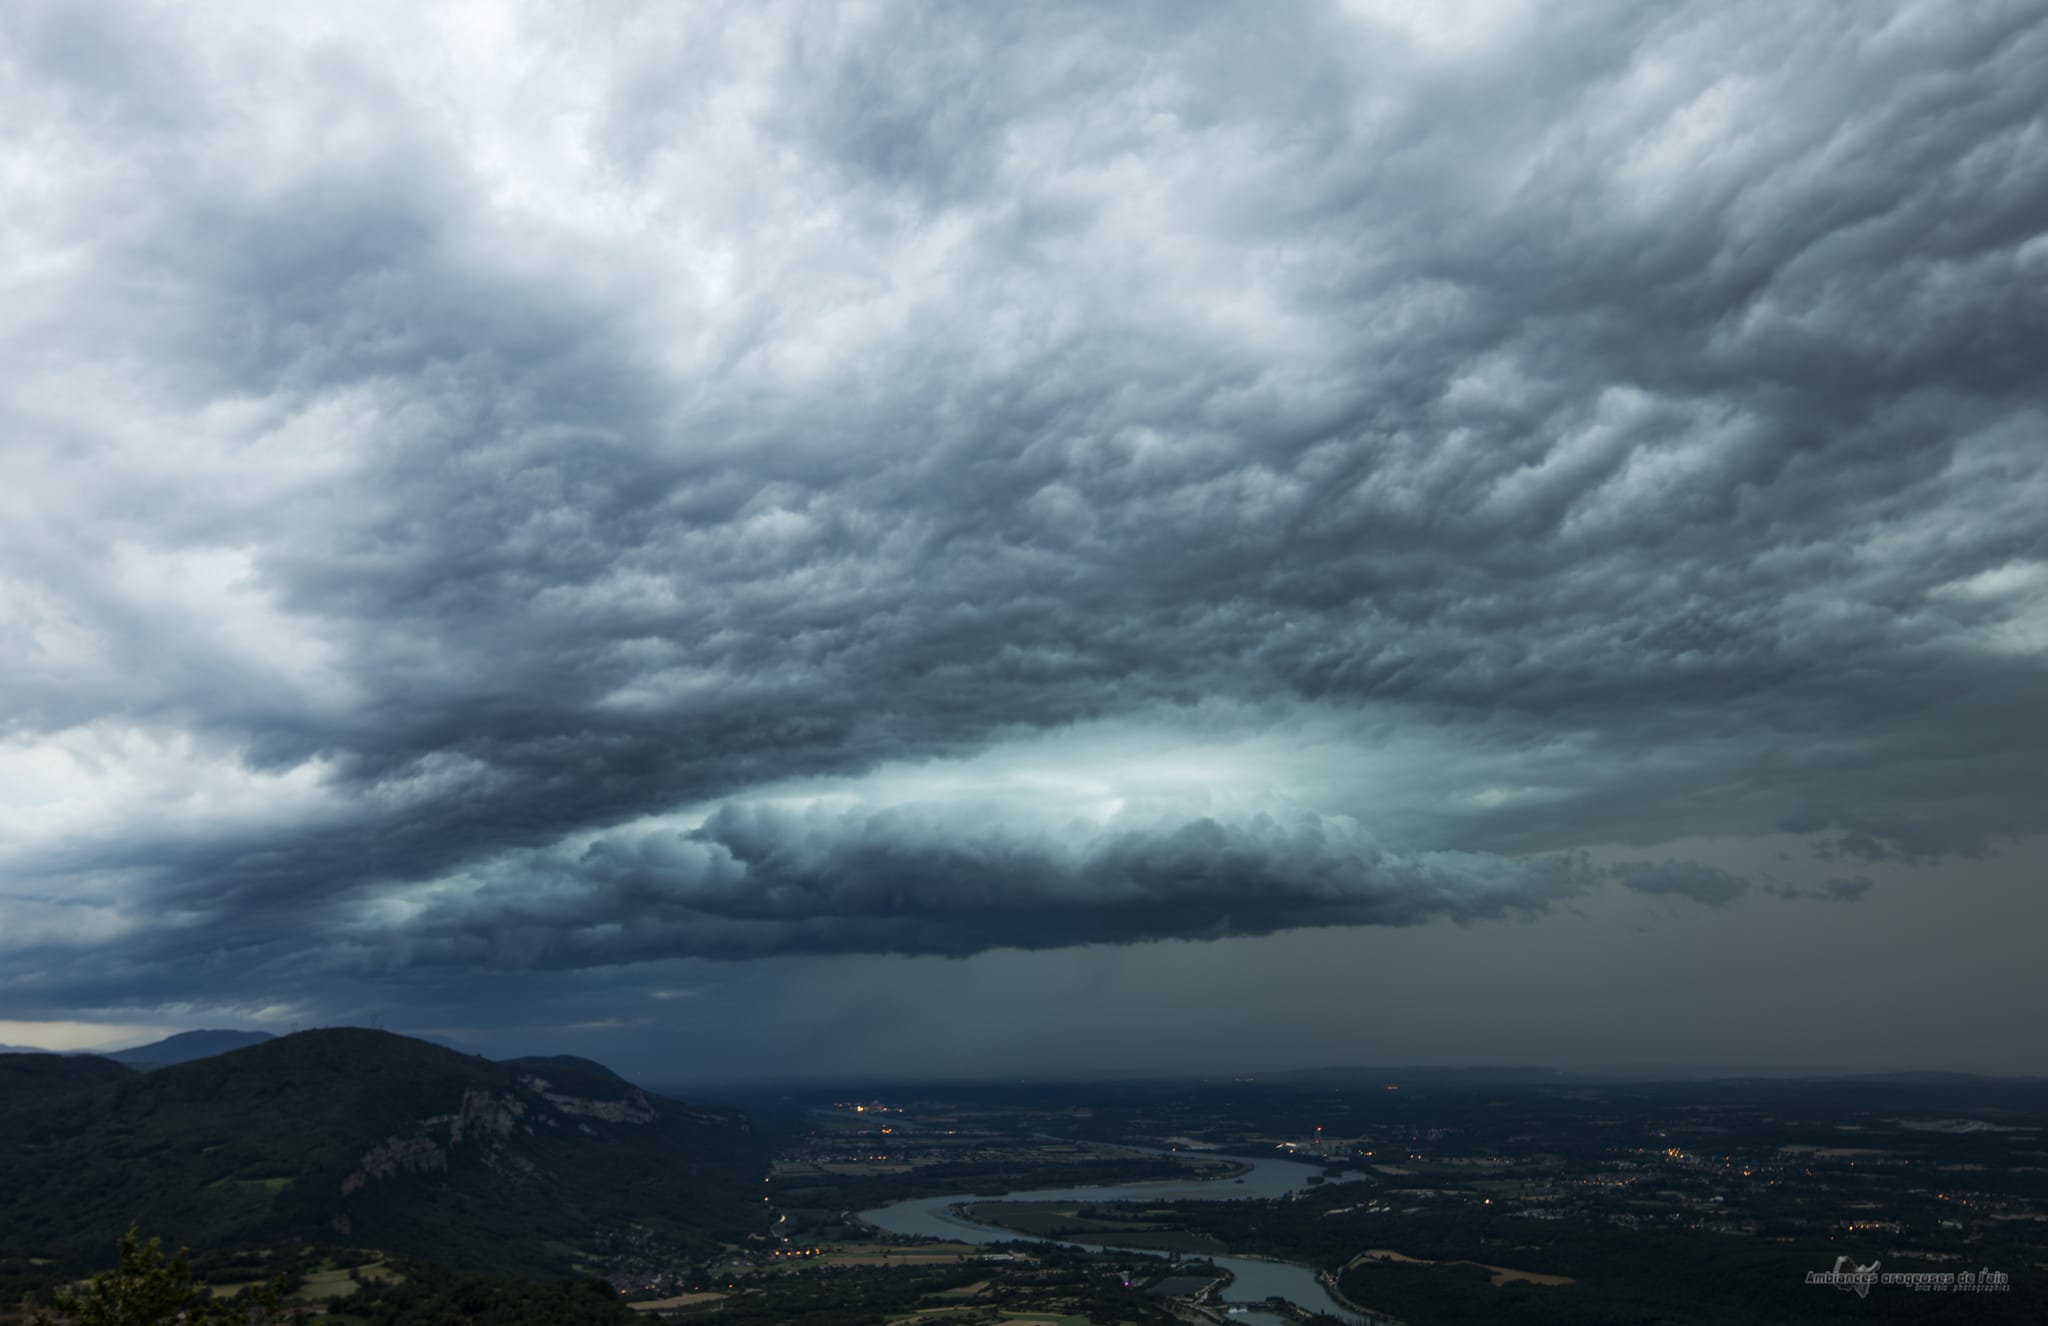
[1,1,2045,1034]
[1611,859,1750,908]
[361,802,1590,967]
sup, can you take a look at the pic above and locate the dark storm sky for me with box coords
[2,1,2045,1076]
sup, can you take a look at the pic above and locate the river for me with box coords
[858,1147,1382,1324]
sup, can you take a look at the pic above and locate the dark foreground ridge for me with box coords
[0,1029,768,1278]
[0,1050,135,1094]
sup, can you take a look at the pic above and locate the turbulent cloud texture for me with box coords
[368,802,1588,967]
[1,1,2044,1027]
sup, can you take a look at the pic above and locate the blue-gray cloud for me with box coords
[1611,860,1750,907]
[0,0,2044,1025]
[1766,876,1877,904]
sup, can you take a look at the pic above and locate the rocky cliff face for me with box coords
[521,1074,658,1124]
[342,1134,448,1194]
[341,1075,656,1195]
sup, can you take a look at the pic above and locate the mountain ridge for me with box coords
[0,1051,135,1097]
[0,1029,766,1276]
[107,1028,276,1068]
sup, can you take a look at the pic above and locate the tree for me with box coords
[32,1226,299,1326]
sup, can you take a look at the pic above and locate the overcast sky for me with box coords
[2,1,2045,1079]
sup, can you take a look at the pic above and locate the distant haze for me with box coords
[1,1,2044,1079]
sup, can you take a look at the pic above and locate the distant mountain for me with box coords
[107,1028,275,1068]
[0,1029,767,1275]
[1832,1070,2044,1084]
[1269,1065,1593,1087]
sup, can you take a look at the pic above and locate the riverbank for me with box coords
[857,1148,1369,1323]
[1316,1266,1404,1326]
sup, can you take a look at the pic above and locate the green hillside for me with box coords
[0,1030,766,1278]
[0,1051,136,1098]
[500,1055,626,1083]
